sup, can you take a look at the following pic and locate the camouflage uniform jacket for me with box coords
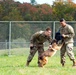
[30,31,52,45]
[60,24,75,44]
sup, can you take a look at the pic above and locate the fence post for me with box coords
[5,40,7,50]
[8,21,11,55]
[52,21,55,39]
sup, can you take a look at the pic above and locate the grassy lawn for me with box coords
[0,55,76,75]
[0,47,76,75]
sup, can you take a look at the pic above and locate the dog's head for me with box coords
[50,39,62,50]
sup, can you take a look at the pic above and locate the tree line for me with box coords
[0,0,76,21]
[0,0,76,43]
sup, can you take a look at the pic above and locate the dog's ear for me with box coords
[39,56,43,60]
[51,39,57,45]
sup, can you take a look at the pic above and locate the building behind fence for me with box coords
[0,21,76,55]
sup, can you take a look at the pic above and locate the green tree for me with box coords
[0,4,3,20]
[30,0,37,5]
[7,7,23,21]
[11,23,31,42]
[52,2,76,20]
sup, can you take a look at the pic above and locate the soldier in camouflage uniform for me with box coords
[59,18,76,67]
[26,27,52,66]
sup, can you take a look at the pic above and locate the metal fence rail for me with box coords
[0,21,76,55]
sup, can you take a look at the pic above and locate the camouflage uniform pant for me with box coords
[27,44,44,65]
[60,43,75,65]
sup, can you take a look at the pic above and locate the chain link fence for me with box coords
[0,21,76,55]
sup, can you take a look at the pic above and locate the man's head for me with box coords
[60,18,66,27]
[45,27,52,36]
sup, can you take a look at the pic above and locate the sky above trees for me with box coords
[14,0,76,5]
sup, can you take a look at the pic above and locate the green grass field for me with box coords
[0,48,76,75]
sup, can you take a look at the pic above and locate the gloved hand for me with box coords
[30,44,34,49]
[49,45,52,48]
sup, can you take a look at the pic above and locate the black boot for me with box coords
[26,61,30,66]
[61,61,65,67]
[62,63,65,67]
[73,60,76,67]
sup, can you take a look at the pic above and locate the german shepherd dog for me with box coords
[38,39,62,67]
